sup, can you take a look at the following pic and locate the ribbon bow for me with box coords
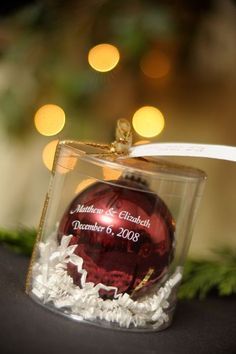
[111,119,236,163]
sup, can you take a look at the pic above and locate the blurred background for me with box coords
[0,0,236,258]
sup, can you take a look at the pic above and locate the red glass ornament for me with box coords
[58,178,175,299]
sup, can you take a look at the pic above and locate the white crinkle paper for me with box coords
[31,234,182,329]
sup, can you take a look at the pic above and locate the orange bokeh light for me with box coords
[140,50,171,79]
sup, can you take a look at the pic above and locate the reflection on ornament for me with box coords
[58,178,175,299]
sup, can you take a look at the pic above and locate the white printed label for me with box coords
[129,143,236,162]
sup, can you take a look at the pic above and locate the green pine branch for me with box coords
[0,228,36,256]
[0,228,236,299]
[178,248,236,299]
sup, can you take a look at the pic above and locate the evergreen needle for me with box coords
[178,249,236,299]
[0,228,37,256]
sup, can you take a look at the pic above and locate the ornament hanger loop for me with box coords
[110,119,132,155]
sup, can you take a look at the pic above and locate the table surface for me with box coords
[0,246,235,354]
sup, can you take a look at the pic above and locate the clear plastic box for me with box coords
[26,141,206,331]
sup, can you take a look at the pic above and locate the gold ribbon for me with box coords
[110,118,132,155]
[84,119,132,156]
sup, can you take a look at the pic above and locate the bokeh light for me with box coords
[134,140,150,145]
[34,104,65,136]
[140,50,171,79]
[103,167,121,180]
[88,43,120,72]
[42,140,59,171]
[75,178,96,194]
[56,155,77,174]
[132,106,165,138]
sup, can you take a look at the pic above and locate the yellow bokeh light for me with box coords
[42,140,59,171]
[103,167,121,180]
[75,178,96,194]
[88,43,120,72]
[56,155,77,174]
[34,104,65,136]
[134,140,150,145]
[140,50,171,79]
[132,106,165,138]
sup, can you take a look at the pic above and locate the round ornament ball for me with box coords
[58,177,175,299]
